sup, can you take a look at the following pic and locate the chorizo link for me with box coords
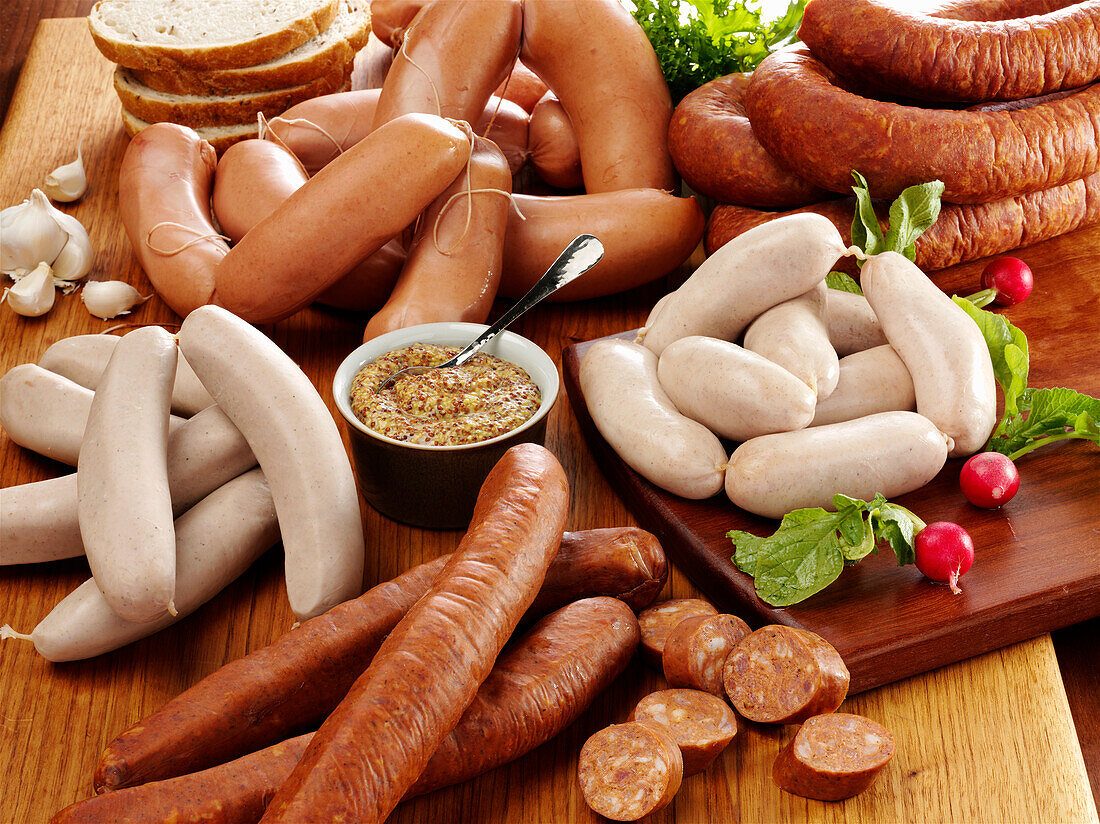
[260,443,569,823]
[744,49,1100,204]
[705,171,1100,270]
[800,0,1100,102]
[94,527,659,791]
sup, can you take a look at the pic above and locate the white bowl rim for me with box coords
[333,321,560,453]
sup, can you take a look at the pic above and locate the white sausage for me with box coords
[825,290,887,356]
[1,404,256,566]
[77,326,178,623]
[580,339,726,499]
[656,336,816,441]
[37,333,215,416]
[860,251,996,457]
[725,411,952,518]
[26,469,278,661]
[643,213,849,356]
[811,346,916,427]
[743,282,839,399]
[177,305,364,620]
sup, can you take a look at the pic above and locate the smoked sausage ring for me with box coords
[668,72,828,208]
[799,0,1100,103]
[744,49,1100,204]
[705,170,1100,270]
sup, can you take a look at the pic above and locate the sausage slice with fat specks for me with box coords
[662,613,751,696]
[724,626,850,725]
[772,712,896,801]
[629,689,739,776]
[578,720,684,821]
[638,598,718,667]
[260,444,569,824]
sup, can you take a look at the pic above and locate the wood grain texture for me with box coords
[562,246,1100,693]
[0,16,1097,824]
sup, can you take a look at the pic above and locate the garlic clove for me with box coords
[2,261,56,317]
[43,138,88,202]
[49,211,94,283]
[0,190,68,275]
[81,280,151,319]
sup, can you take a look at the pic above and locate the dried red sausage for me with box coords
[637,598,718,667]
[629,689,739,776]
[578,720,684,821]
[662,613,751,696]
[772,712,896,801]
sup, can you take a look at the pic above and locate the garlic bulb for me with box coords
[81,280,151,319]
[2,262,56,317]
[1,190,67,274]
[43,139,87,202]
[0,189,93,283]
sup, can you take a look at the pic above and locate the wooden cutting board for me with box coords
[563,238,1100,695]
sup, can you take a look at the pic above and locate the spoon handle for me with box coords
[450,234,604,368]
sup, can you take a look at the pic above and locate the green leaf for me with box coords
[825,271,863,295]
[633,0,808,103]
[882,181,945,260]
[990,387,1100,458]
[750,508,849,606]
[951,296,1030,416]
[869,503,924,566]
[727,529,767,576]
[850,171,884,260]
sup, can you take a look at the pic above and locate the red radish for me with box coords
[980,257,1033,306]
[960,452,1020,508]
[914,522,974,595]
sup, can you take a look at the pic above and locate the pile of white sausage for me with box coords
[580,212,998,518]
[0,306,365,661]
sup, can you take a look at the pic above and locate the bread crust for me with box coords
[89,0,340,72]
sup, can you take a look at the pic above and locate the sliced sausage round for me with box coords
[638,598,718,667]
[772,712,896,800]
[662,613,751,696]
[630,689,739,776]
[577,720,684,821]
[723,625,850,725]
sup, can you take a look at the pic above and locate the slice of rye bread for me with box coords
[130,0,370,95]
[114,63,351,128]
[120,108,258,154]
[89,0,339,72]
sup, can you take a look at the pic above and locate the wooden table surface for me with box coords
[1,7,1098,824]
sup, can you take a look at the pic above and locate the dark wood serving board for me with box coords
[562,253,1100,695]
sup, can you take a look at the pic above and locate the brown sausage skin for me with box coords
[60,598,637,823]
[707,171,1100,271]
[501,190,704,301]
[271,89,530,175]
[372,0,522,130]
[261,444,568,823]
[363,135,512,341]
[669,73,828,208]
[406,597,640,797]
[370,0,426,45]
[93,526,664,792]
[213,112,471,323]
[800,0,1100,102]
[745,49,1100,204]
[118,123,227,316]
[772,713,896,801]
[528,91,583,190]
[494,58,550,114]
[212,139,307,243]
[521,0,676,193]
[314,239,407,311]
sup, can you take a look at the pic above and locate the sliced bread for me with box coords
[130,0,370,95]
[120,108,258,154]
[89,0,339,71]
[114,64,351,127]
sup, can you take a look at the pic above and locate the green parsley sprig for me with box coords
[632,0,807,103]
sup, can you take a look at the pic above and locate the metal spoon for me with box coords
[377,234,604,390]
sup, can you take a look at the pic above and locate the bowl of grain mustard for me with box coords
[333,322,559,528]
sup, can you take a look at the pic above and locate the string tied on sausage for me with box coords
[256,113,310,178]
[145,222,230,257]
[844,245,869,262]
[434,118,526,256]
[400,17,444,119]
